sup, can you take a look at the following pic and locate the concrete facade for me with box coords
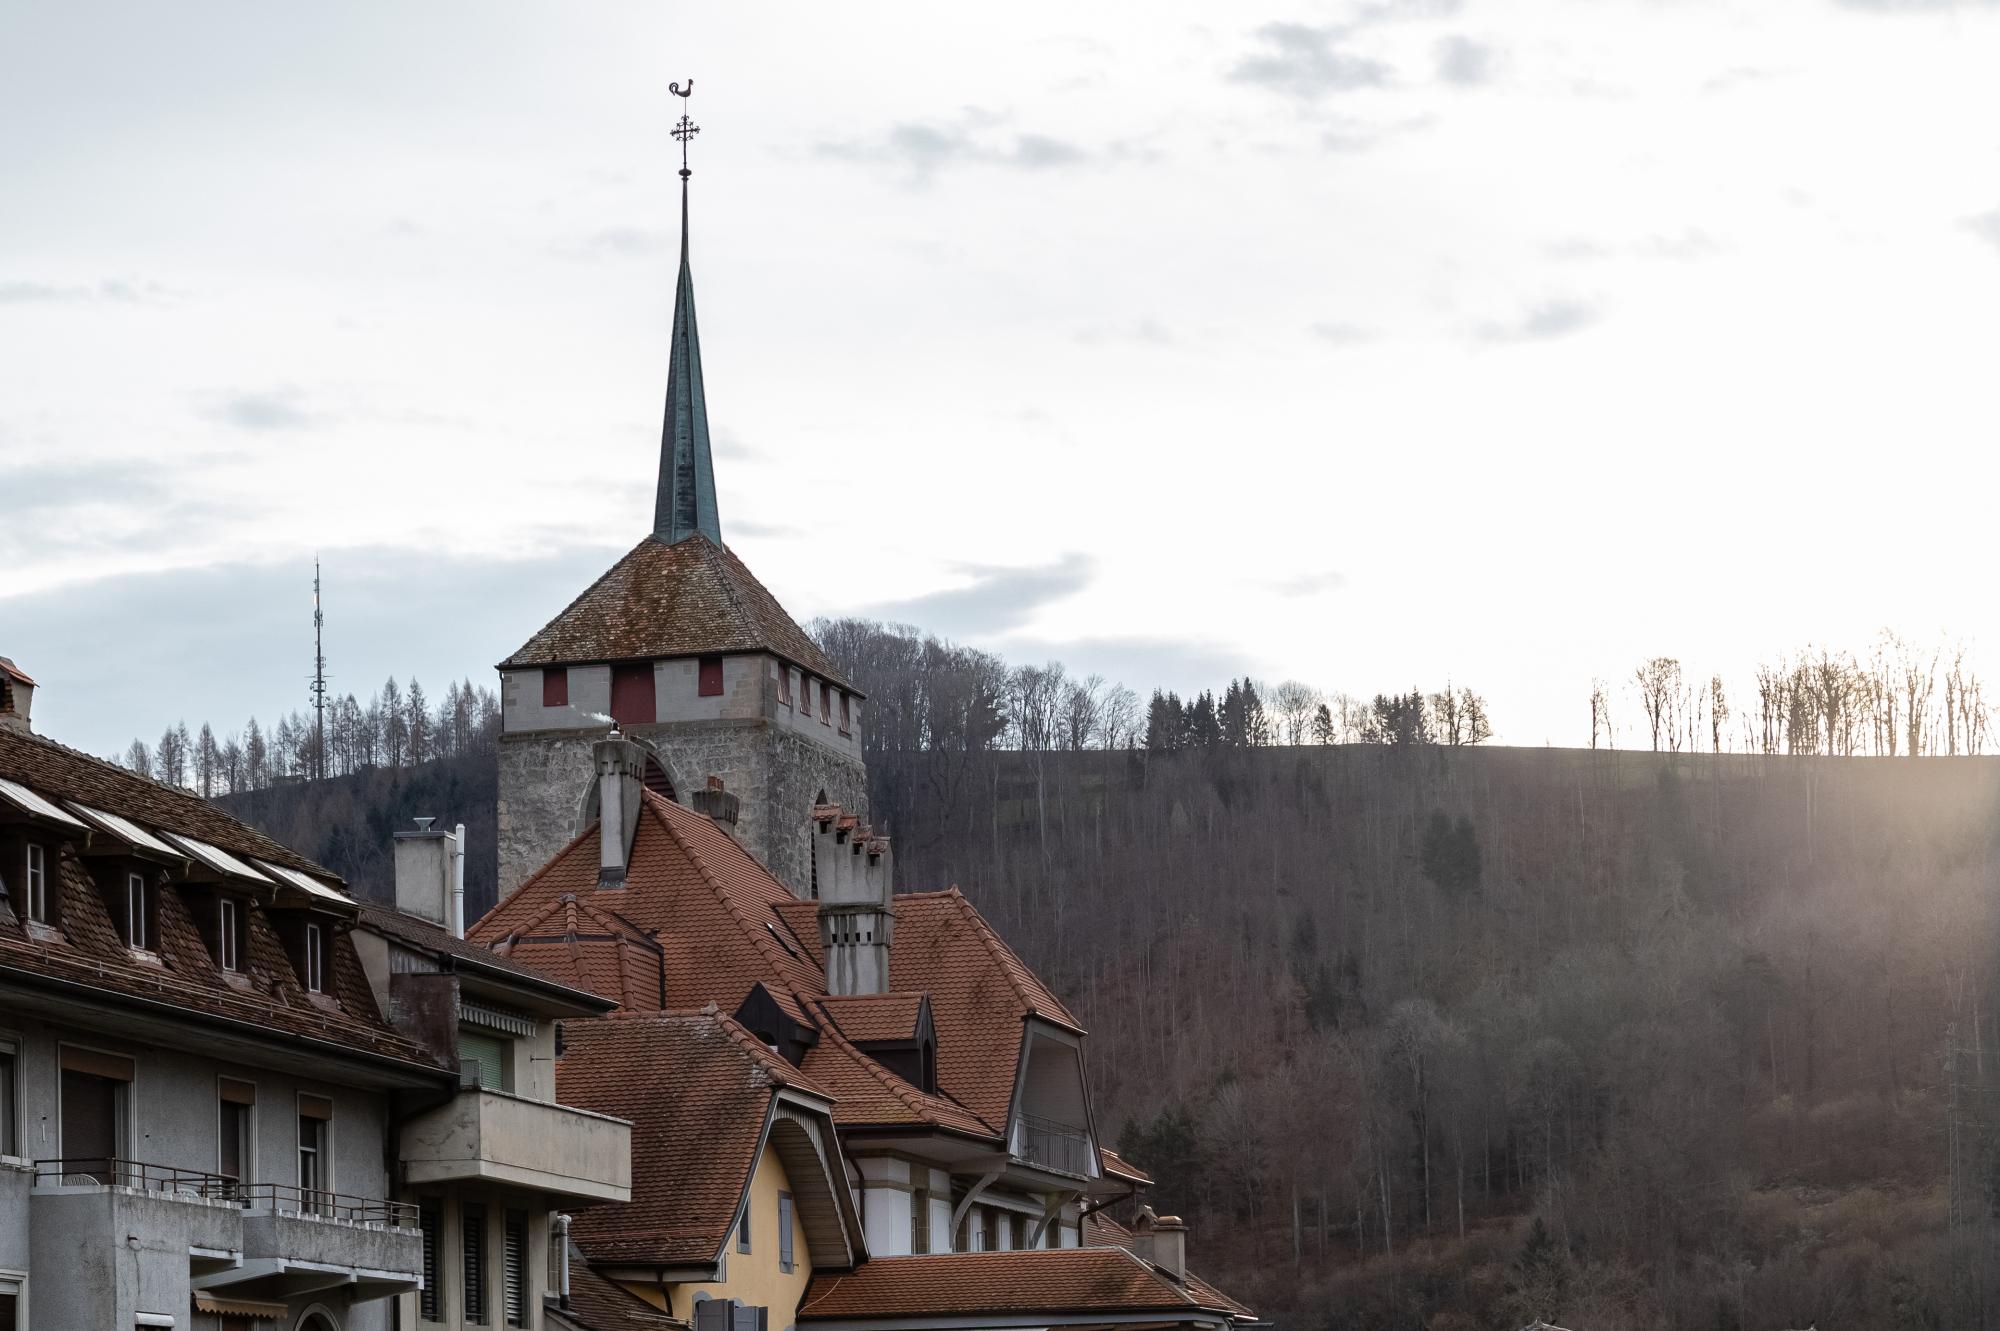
[498,652,868,899]
[0,1012,417,1331]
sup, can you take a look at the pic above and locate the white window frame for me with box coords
[55,1042,135,1175]
[303,921,324,992]
[0,1269,26,1331]
[217,1076,255,1184]
[218,898,240,972]
[296,1092,332,1204]
[23,845,45,923]
[125,871,153,954]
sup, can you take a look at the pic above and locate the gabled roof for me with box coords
[472,792,1068,1139]
[797,1249,1246,1322]
[1083,1214,1255,1321]
[498,533,851,688]
[816,991,927,1044]
[355,902,616,1015]
[1100,1146,1155,1186]
[0,724,331,879]
[798,1011,997,1139]
[557,1011,852,1269]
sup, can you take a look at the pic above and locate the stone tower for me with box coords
[494,156,867,899]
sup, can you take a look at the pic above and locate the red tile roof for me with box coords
[1100,1146,1155,1185]
[550,1243,687,1330]
[0,724,332,878]
[557,1012,788,1266]
[1080,1216,1256,1321]
[499,533,853,690]
[473,793,1081,1139]
[797,1250,1245,1321]
[798,1015,996,1138]
[815,991,926,1043]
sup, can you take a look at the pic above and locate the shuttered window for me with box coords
[777,1192,794,1272]
[457,1031,509,1091]
[698,655,724,697]
[610,663,655,726]
[419,1204,442,1321]
[541,668,568,709]
[463,1203,489,1324]
[503,1210,529,1326]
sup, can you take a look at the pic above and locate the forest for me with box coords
[183,620,2000,1330]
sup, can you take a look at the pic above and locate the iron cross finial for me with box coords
[670,79,699,181]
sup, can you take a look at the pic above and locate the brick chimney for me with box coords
[813,804,894,995]
[0,658,35,734]
[1131,1206,1187,1281]
[690,775,740,834]
[591,735,646,887]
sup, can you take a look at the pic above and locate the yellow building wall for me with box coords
[618,1140,814,1325]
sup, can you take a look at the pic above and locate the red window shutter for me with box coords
[698,656,724,698]
[610,663,656,725]
[839,692,851,733]
[820,682,831,723]
[542,668,568,708]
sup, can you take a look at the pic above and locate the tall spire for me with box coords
[654,79,721,546]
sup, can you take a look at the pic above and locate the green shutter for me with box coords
[458,1032,507,1090]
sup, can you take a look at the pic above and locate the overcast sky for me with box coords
[6,0,2000,757]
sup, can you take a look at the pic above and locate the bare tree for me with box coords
[1589,679,1613,750]
[1269,680,1323,746]
[1634,657,1682,752]
[1708,675,1729,753]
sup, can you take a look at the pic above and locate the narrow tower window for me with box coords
[541,668,568,709]
[698,655,724,697]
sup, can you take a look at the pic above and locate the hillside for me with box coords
[229,742,2000,1329]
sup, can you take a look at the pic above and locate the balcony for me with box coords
[1015,1115,1094,1177]
[30,1158,421,1305]
[401,1086,632,1204]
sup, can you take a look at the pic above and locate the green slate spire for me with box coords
[654,82,720,547]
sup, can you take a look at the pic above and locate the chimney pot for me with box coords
[691,775,741,832]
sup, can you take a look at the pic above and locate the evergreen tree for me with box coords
[1188,691,1222,747]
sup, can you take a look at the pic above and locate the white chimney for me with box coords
[1131,1206,1188,1282]
[393,818,458,928]
[0,657,35,734]
[814,805,894,995]
[591,735,646,887]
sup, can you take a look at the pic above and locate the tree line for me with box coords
[116,677,501,795]
[1600,633,1993,756]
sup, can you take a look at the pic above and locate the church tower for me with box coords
[495,88,868,898]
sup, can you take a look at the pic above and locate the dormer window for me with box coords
[217,897,243,972]
[23,843,48,924]
[698,655,724,697]
[122,871,157,953]
[302,920,326,992]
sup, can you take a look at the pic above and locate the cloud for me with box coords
[816,113,1099,185]
[863,553,1094,637]
[1230,23,1393,99]
[727,518,802,541]
[1549,230,1721,261]
[554,226,668,260]
[1471,298,1603,344]
[998,633,1255,697]
[1075,317,1175,348]
[1965,209,2000,251]
[1434,35,1496,86]
[1271,570,1347,597]
[1310,320,1376,346]
[0,278,180,306]
[201,388,318,431]
[1832,0,2000,9]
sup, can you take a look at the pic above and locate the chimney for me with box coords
[592,734,646,888]
[690,775,740,833]
[393,818,459,930]
[814,804,894,995]
[1131,1206,1187,1282]
[0,657,35,734]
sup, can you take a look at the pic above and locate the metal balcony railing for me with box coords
[30,1158,415,1228]
[33,1157,238,1197]
[1016,1115,1092,1176]
[240,1182,417,1229]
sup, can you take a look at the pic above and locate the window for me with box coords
[419,1203,443,1322]
[298,1093,331,1210]
[0,1275,18,1330]
[778,667,792,707]
[541,668,569,709]
[1012,1212,1028,1250]
[0,1040,15,1157]
[217,898,242,972]
[777,1191,794,1272]
[737,1195,752,1254]
[819,681,831,723]
[23,844,47,924]
[123,872,155,953]
[610,662,656,726]
[504,1210,529,1327]
[698,655,724,698]
[458,1030,511,1091]
[463,1203,490,1325]
[977,1208,994,1251]
[838,692,851,735]
[1047,1217,1060,1248]
[58,1047,133,1184]
[218,1078,254,1185]
[910,1187,930,1254]
[302,921,325,993]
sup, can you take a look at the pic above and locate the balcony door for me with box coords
[59,1067,122,1184]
